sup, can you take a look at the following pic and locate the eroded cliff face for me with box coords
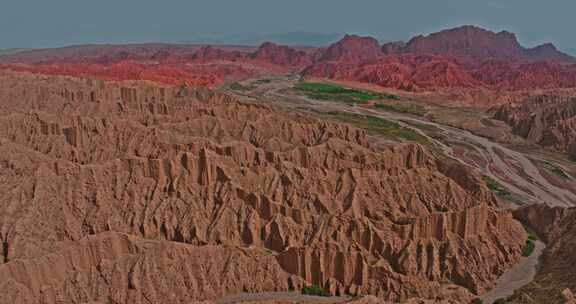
[493,95,576,153]
[0,71,526,303]
[510,205,576,304]
[0,232,301,303]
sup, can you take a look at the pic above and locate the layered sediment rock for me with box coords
[387,25,575,64]
[0,71,526,303]
[252,42,312,67]
[304,26,576,96]
[510,205,576,303]
[306,42,576,94]
[402,25,526,62]
[317,35,382,63]
[493,95,576,153]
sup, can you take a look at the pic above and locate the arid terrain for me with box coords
[1,25,576,304]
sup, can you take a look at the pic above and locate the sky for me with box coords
[1,0,575,53]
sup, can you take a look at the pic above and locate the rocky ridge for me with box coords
[305,27,576,93]
[392,25,575,64]
[0,70,527,303]
[2,26,576,97]
[0,42,311,87]
[493,94,576,154]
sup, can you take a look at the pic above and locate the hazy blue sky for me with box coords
[1,0,575,52]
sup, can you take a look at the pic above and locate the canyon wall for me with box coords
[510,205,576,303]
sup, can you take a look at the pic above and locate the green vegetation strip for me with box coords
[323,111,430,145]
[522,225,538,257]
[295,82,398,104]
[522,240,535,257]
[301,284,330,297]
[374,102,426,116]
[525,225,538,241]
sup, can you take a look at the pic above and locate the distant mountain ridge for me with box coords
[2,25,576,95]
[2,25,573,65]
[381,25,576,63]
[0,48,28,56]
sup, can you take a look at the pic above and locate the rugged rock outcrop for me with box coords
[386,25,575,64]
[509,205,576,303]
[401,25,526,62]
[191,45,246,62]
[0,70,527,303]
[252,42,312,67]
[526,43,576,64]
[493,95,576,153]
[305,31,576,94]
[381,41,406,55]
[317,35,382,64]
[563,289,576,304]
[0,232,301,303]
[0,42,312,87]
[303,26,576,97]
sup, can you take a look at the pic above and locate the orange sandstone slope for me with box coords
[0,70,527,303]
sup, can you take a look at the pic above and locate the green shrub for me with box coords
[374,103,426,116]
[301,284,330,297]
[472,299,483,304]
[522,240,535,257]
[524,225,538,241]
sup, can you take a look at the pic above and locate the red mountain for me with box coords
[251,42,312,67]
[386,25,576,64]
[494,94,576,153]
[2,25,576,96]
[401,25,526,62]
[304,26,576,94]
[317,34,381,63]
